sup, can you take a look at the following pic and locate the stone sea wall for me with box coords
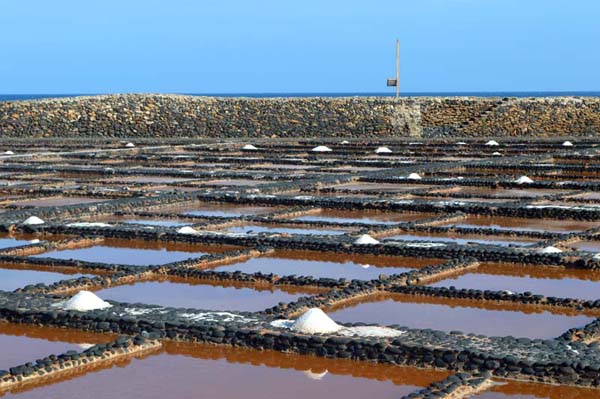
[0,94,598,138]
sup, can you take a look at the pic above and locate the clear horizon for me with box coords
[2,0,599,94]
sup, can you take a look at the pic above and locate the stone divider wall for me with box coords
[0,94,598,138]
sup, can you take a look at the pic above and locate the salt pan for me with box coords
[62,291,112,311]
[23,216,44,225]
[354,234,380,245]
[312,145,332,152]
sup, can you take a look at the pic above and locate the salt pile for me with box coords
[562,141,574,147]
[291,308,342,334]
[62,291,112,311]
[242,144,258,150]
[407,172,422,180]
[23,216,44,225]
[125,142,135,148]
[312,146,332,152]
[354,234,380,245]
[539,246,562,254]
[3,150,14,155]
[514,176,534,184]
[492,152,502,156]
[177,226,200,235]
[29,239,40,244]
[340,140,350,144]
[375,146,392,154]
[485,140,499,146]
[594,253,600,260]
[456,141,467,145]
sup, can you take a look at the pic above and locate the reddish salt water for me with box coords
[384,233,537,247]
[327,294,594,339]
[429,269,600,301]
[0,268,93,291]
[31,239,235,266]
[93,279,312,311]
[213,250,442,280]
[294,209,434,225]
[470,379,599,399]
[443,216,599,233]
[0,323,115,372]
[8,197,111,207]
[226,223,352,236]
[1,341,450,399]
[570,240,600,252]
[165,202,281,218]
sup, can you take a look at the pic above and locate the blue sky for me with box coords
[1,0,598,93]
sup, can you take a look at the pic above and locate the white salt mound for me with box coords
[23,216,44,225]
[291,308,342,334]
[177,226,199,235]
[242,144,258,150]
[375,146,392,154]
[4,150,14,155]
[485,140,499,146]
[539,246,562,254]
[594,253,600,259]
[62,291,112,311]
[312,145,332,152]
[492,152,502,156]
[29,239,40,244]
[340,140,350,144]
[562,141,574,147]
[456,142,467,145]
[407,172,422,180]
[515,176,534,184]
[125,142,135,148]
[354,234,380,245]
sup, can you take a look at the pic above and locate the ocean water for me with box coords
[1,92,600,102]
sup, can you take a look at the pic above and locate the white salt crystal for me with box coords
[354,234,380,245]
[291,308,342,334]
[312,146,332,152]
[375,146,392,154]
[62,291,112,311]
[23,216,44,225]
[514,176,534,184]
[539,246,562,254]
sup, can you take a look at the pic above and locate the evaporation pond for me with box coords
[93,279,316,311]
[213,250,443,280]
[168,202,281,218]
[30,239,235,266]
[442,216,599,233]
[0,266,93,291]
[328,294,594,339]
[429,262,600,301]
[225,224,353,236]
[1,341,450,399]
[0,323,114,371]
[9,196,111,207]
[293,209,433,225]
[0,235,34,250]
[470,379,599,399]
[384,233,537,247]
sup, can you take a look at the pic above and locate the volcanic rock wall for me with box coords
[0,94,598,138]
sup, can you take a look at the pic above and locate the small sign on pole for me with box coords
[386,39,400,97]
[387,79,398,87]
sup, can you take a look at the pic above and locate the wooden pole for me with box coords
[395,39,400,97]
